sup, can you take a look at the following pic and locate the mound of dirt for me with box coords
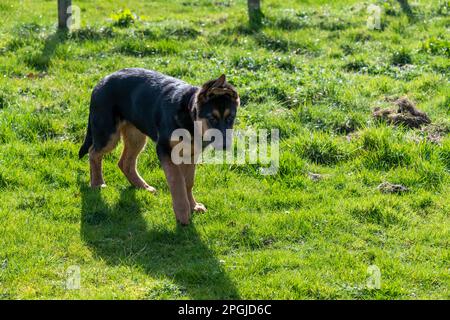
[377,182,409,194]
[373,97,431,128]
[307,172,323,182]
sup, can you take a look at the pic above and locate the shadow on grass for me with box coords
[397,0,414,19]
[27,29,68,71]
[225,22,316,55]
[79,181,239,299]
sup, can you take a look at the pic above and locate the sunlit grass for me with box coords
[0,0,449,299]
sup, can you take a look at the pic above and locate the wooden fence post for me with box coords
[58,0,72,29]
[248,0,263,27]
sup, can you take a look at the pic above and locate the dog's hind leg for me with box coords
[89,148,106,188]
[119,123,156,193]
[89,129,120,188]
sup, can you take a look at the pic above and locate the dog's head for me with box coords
[192,74,239,150]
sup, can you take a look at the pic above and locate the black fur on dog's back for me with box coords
[78,68,198,159]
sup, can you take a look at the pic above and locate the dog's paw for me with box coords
[177,218,190,226]
[192,203,207,213]
[91,183,107,189]
[145,185,157,194]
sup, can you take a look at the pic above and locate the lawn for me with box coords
[0,0,449,299]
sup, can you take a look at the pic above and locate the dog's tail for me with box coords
[78,119,92,159]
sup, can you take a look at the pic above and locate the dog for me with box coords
[79,68,239,225]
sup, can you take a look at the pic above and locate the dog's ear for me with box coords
[197,74,239,106]
[213,74,226,88]
[201,74,227,92]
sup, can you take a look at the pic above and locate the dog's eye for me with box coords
[207,116,218,124]
[226,116,234,124]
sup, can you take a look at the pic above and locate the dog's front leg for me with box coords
[181,164,207,213]
[160,157,191,225]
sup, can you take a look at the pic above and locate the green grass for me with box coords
[0,0,449,299]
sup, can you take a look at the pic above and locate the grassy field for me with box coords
[0,0,449,299]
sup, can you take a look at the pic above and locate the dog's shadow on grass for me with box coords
[79,181,239,299]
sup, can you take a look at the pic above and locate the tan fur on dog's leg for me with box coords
[181,164,206,213]
[89,148,106,188]
[89,130,120,188]
[161,157,191,225]
[119,123,156,193]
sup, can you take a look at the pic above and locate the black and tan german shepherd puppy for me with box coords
[79,68,239,225]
